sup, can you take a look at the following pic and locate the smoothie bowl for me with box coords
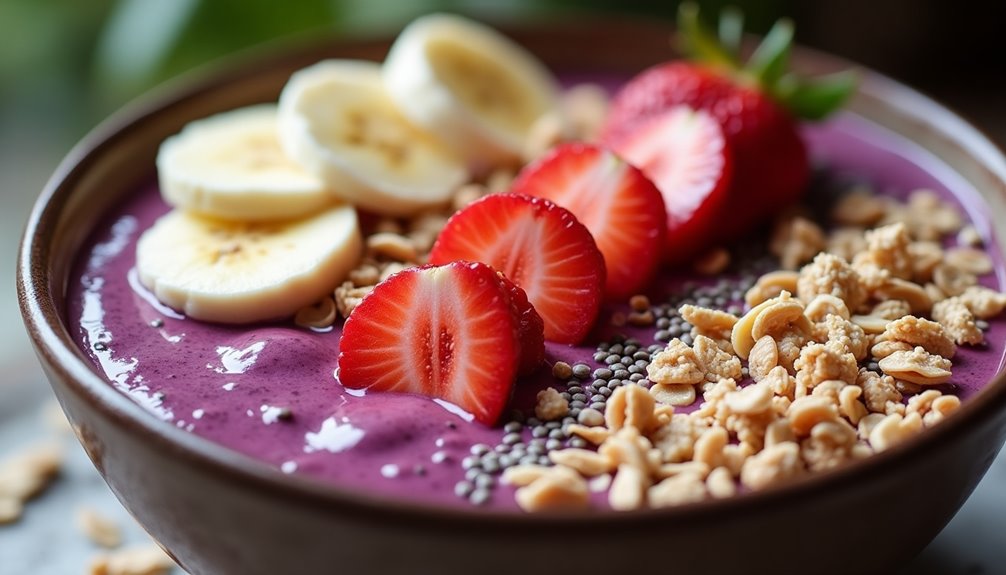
[17,11,1006,575]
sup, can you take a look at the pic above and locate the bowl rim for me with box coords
[16,16,1006,530]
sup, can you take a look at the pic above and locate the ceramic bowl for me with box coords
[17,18,1006,575]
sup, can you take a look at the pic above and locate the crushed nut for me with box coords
[740,442,805,491]
[945,247,993,275]
[693,247,732,275]
[745,271,800,307]
[932,297,984,346]
[878,347,953,385]
[646,339,704,385]
[648,472,708,507]
[534,387,569,421]
[933,263,977,297]
[87,544,175,575]
[797,252,866,311]
[77,507,123,549]
[770,214,827,270]
[868,412,923,452]
[513,466,590,512]
[649,383,696,407]
[294,296,337,330]
[334,281,373,318]
[877,316,956,359]
[958,286,1006,319]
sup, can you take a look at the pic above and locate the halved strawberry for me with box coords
[611,106,732,264]
[495,272,545,375]
[338,261,523,425]
[509,142,666,300]
[602,4,854,240]
[429,193,605,345]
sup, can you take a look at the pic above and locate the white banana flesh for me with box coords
[382,13,560,171]
[136,204,363,324]
[156,105,334,222]
[277,59,467,216]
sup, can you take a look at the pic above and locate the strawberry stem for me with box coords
[676,2,855,121]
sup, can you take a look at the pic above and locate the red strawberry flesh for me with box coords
[337,261,522,425]
[603,61,807,240]
[509,142,667,300]
[495,272,545,375]
[611,106,732,263]
[429,193,605,345]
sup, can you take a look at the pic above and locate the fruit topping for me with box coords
[277,59,467,216]
[338,261,534,425]
[602,3,854,239]
[429,193,605,344]
[610,107,732,263]
[383,13,560,171]
[156,105,335,222]
[509,142,667,299]
[495,272,546,375]
[135,204,363,324]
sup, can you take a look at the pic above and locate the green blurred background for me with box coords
[1,0,1004,372]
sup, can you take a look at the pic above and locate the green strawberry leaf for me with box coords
[747,18,794,87]
[776,71,858,120]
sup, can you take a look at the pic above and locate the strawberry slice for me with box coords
[495,272,545,375]
[338,261,524,425]
[611,106,732,263]
[509,142,667,300]
[429,193,605,345]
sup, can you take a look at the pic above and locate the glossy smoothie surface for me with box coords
[66,98,1006,512]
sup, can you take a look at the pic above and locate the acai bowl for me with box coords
[17,11,1006,575]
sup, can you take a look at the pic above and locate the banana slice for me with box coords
[277,60,466,216]
[383,13,560,170]
[136,204,362,324]
[157,105,334,221]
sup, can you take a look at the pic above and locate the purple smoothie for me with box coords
[65,98,1006,512]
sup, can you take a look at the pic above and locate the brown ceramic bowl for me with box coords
[17,17,1006,575]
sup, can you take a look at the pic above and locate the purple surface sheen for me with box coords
[65,104,1006,513]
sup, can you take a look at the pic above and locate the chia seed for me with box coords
[629,373,645,382]
[461,456,480,470]
[546,438,562,450]
[589,402,607,412]
[571,363,592,379]
[569,437,588,449]
[454,481,474,498]
[465,468,482,482]
[593,351,608,362]
[470,488,491,506]
[149,318,164,328]
[567,385,584,394]
[571,393,588,402]
[470,443,491,456]
[569,400,586,410]
[593,368,614,380]
[503,421,523,434]
[613,368,631,379]
[596,386,612,397]
[604,354,621,366]
[531,426,548,438]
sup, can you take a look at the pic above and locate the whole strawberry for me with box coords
[603,3,854,240]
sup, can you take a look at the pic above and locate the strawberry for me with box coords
[610,107,731,264]
[429,193,605,345]
[338,261,531,425]
[495,272,545,375]
[602,3,854,240]
[509,142,667,299]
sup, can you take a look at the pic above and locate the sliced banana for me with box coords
[156,105,334,222]
[136,204,362,324]
[277,59,466,216]
[382,13,560,170]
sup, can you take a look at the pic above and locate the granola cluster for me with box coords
[508,185,1002,512]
